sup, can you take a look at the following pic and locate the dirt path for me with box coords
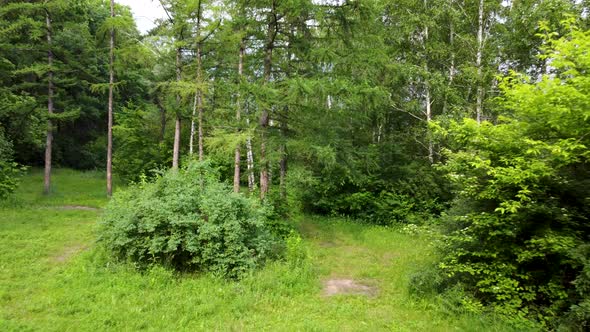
[56,205,101,211]
[299,219,387,297]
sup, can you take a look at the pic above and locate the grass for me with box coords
[0,169,534,331]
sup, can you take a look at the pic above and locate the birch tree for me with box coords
[106,0,115,197]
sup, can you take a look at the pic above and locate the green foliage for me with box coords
[284,230,309,269]
[0,160,24,200]
[112,104,169,182]
[434,25,590,328]
[99,161,279,278]
[293,159,450,225]
[0,131,25,200]
[1,169,527,331]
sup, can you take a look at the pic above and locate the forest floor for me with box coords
[0,169,528,331]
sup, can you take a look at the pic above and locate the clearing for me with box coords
[0,169,524,331]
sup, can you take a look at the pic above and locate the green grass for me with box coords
[0,169,533,331]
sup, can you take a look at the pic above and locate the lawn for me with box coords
[0,169,531,331]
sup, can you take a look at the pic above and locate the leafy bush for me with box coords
[99,162,280,278]
[292,158,451,225]
[433,25,590,328]
[0,131,24,200]
[284,231,310,268]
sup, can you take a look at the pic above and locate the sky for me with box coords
[117,0,167,34]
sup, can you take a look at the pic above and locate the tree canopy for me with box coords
[1,0,589,329]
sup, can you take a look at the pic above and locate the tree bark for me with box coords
[246,117,255,193]
[106,0,115,197]
[233,41,245,193]
[425,79,433,163]
[423,0,433,163]
[443,7,455,115]
[449,14,455,84]
[260,2,276,200]
[158,98,166,143]
[43,11,53,195]
[476,0,484,124]
[189,91,197,155]
[279,119,287,200]
[172,47,181,170]
[188,2,204,162]
[196,41,204,162]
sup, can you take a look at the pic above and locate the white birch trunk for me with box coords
[233,42,245,193]
[246,117,255,193]
[189,92,197,155]
[106,0,115,197]
[476,0,484,124]
[423,0,434,163]
[172,47,181,170]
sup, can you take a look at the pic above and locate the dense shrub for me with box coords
[432,26,590,329]
[99,162,279,278]
[294,163,450,225]
[0,131,24,200]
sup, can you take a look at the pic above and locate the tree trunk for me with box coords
[443,9,455,115]
[449,14,455,84]
[260,3,276,200]
[425,80,433,163]
[158,98,166,143]
[476,0,484,124]
[172,47,181,170]
[246,117,255,193]
[196,41,204,162]
[233,41,245,193]
[189,92,197,155]
[423,0,433,163]
[106,0,115,197]
[279,117,287,200]
[43,11,53,195]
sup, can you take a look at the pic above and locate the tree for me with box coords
[435,22,590,326]
[43,7,54,195]
[107,0,115,197]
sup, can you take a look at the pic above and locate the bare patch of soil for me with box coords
[322,278,378,297]
[57,205,101,211]
[52,244,88,263]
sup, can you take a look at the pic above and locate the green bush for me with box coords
[292,160,451,225]
[0,131,24,200]
[433,25,590,328]
[98,162,280,278]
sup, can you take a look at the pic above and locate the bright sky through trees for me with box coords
[117,0,166,33]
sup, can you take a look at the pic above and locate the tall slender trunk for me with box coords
[260,3,276,200]
[172,47,181,170]
[476,0,484,124]
[279,117,287,200]
[106,0,115,197]
[188,3,204,161]
[449,15,455,84]
[196,41,204,162]
[158,98,166,143]
[189,91,197,155]
[425,79,433,163]
[43,11,53,195]
[443,4,455,115]
[423,0,433,163]
[246,117,255,193]
[233,41,245,193]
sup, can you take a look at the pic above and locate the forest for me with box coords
[1,0,589,330]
